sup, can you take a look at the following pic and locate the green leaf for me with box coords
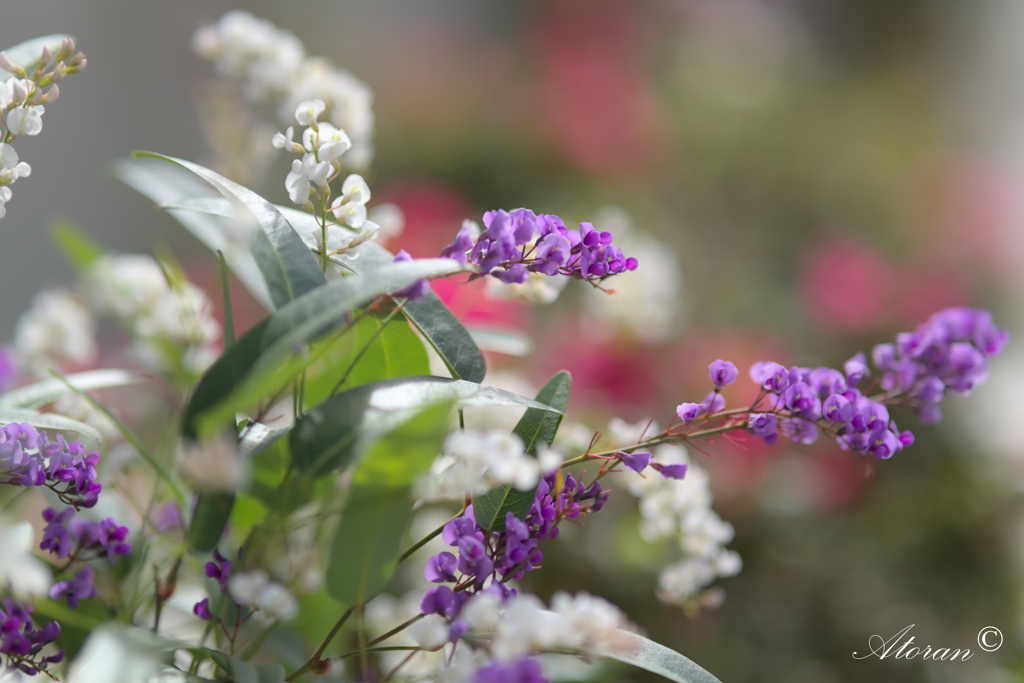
[51,220,105,275]
[0,408,101,444]
[325,402,452,606]
[0,369,142,409]
[218,251,236,349]
[114,159,273,309]
[597,630,722,683]
[125,192,488,384]
[188,492,236,553]
[290,376,561,475]
[133,152,326,309]
[0,34,70,81]
[473,370,571,531]
[182,258,465,438]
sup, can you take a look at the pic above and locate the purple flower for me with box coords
[193,598,211,620]
[40,507,75,558]
[620,451,651,473]
[420,586,455,616]
[916,376,944,405]
[780,418,819,445]
[425,552,458,583]
[205,549,233,591]
[676,402,703,423]
[651,462,688,480]
[782,383,821,421]
[917,405,942,424]
[844,352,869,387]
[475,658,548,683]
[867,429,899,459]
[708,360,738,388]
[750,361,789,393]
[0,598,62,673]
[822,394,851,424]
[747,413,778,444]
[49,567,97,608]
[702,391,726,414]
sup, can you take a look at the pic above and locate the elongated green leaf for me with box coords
[290,376,561,475]
[200,648,284,683]
[0,369,142,409]
[468,326,534,357]
[51,220,105,275]
[1,34,70,81]
[218,251,236,349]
[134,152,326,309]
[323,310,430,395]
[188,492,235,553]
[598,630,722,683]
[473,371,571,531]
[134,193,488,383]
[238,422,290,459]
[114,159,273,309]
[0,408,101,444]
[183,259,465,438]
[326,402,452,606]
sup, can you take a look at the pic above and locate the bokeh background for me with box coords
[5,1,1024,681]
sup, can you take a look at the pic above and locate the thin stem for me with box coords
[356,606,369,683]
[284,607,354,681]
[329,305,404,396]
[240,620,278,661]
[364,614,424,650]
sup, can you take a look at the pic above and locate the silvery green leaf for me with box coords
[0,369,142,409]
[0,409,101,444]
[467,326,534,356]
[598,630,722,683]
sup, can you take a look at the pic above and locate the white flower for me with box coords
[294,99,325,126]
[228,570,270,605]
[0,142,31,185]
[255,583,299,620]
[486,271,568,305]
[461,592,501,632]
[285,152,330,205]
[14,288,96,372]
[314,123,351,163]
[176,434,248,492]
[87,254,169,319]
[7,105,44,137]
[272,125,302,153]
[0,187,10,219]
[548,592,634,656]
[329,174,370,228]
[409,614,450,651]
[0,521,52,597]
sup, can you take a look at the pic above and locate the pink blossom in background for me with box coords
[528,0,670,173]
[799,239,895,332]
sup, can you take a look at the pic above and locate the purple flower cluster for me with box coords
[39,507,130,608]
[0,598,62,676]
[40,507,131,564]
[420,472,607,622]
[744,358,914,458]
[392,250,430,301]
[872,307,1009,424]
[0,425,102,509]
[441,208,638,285]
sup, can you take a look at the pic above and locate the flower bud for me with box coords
[37,46,51,70]
[41,85,59,104]
[55,38,75,63]
[50,67,64,83]
[0,53,26,78]
[28,89,44,106]
[10,80,26,105]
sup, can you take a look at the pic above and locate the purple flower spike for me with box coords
[702,390,726,414]
[652,462,688,480]
[420,586,455,616]
[709,360,738,388]
[392,250,430,301]
[425,552,458,583]
[620,451,651,473]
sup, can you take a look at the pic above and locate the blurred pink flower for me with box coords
[799,240,895,332]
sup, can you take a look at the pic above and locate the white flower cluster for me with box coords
[226,570,299,621]
[194,11,374,169]
[406,591,634,681]
[0,37,86,219]
[585,207,686,342]
[86,254,221,374]
[14,288,97,374]
[616,434,742,606]
[416,429,562,501]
